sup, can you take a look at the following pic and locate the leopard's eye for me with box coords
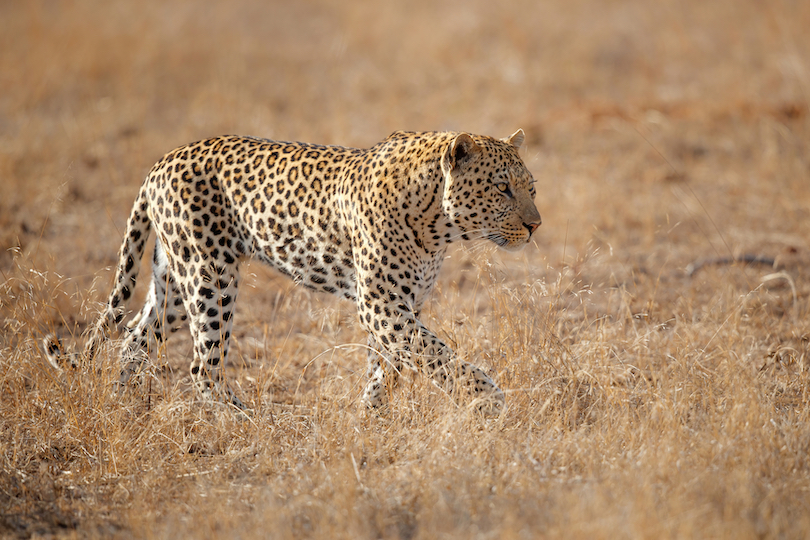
[495,182,512,197]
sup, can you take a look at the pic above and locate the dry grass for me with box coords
[2,0,810,538]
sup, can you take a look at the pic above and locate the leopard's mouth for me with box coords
[485,230,533,251]
[485,232,509,247]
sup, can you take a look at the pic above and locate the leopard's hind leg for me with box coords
[119,241,187,385]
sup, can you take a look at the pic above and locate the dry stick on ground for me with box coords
[685,254,777,278]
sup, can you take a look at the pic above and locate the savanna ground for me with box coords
[2,0,810,538]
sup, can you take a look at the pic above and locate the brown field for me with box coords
[2,0,810,538]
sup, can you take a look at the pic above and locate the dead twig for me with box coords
[686,254,776,278]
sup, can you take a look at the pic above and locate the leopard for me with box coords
[44,129,542,414]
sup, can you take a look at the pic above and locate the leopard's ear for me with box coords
[442,133,481,174]
[503,129,525,149]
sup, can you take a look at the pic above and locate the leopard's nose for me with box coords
[523,219,541,236]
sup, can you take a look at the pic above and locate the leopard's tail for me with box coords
[43,184,153,369]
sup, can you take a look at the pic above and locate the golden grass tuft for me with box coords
[2,0,810,537]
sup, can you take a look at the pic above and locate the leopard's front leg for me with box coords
[361,334,402,410]
[356,289,504,414]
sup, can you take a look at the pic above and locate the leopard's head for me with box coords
[440,129,542,251]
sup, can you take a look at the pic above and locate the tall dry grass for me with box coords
[2,0,810,538]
